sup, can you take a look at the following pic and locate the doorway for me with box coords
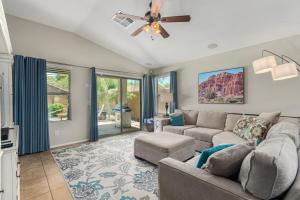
[97,75,141,136]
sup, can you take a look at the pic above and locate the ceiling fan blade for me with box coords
[151,0,161,17]
[131,25,146,37]
[160,15,191,23]
[115,12,147,21]
[159,25,170,38]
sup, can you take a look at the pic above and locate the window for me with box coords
[47,68,71,121]
[156,74,170,114]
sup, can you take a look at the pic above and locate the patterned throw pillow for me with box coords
[233,116,268,143]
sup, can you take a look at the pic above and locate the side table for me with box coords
[154,116,170,132]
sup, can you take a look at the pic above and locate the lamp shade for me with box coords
[271,62,298,81]
[252,56,277,74]
[160,92,173,103]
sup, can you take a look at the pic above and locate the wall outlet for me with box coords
[55,130,60,137]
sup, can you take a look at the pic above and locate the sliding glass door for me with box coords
[124,79,141,131]
[97,75,141,137]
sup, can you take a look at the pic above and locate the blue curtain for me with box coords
[170,71,178,113]
[13,55,50,155]
[89,67,98,141]
[142,74,155,122]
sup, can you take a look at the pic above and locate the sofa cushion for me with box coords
[212,131,246,146]
[206,143,255,178]
[279,116,300,126]
[239,135,298,200]
[184,127,223,143]
[173,110,199,125]
[196,111,227,129]
[182,110,199,125]
[186,154,200,166]
[163,125,195,135]
[224,114,243,131]
[284,149,300,200]
[266,121,300,148]
[258,111,281,126]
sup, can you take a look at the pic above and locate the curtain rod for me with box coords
[7,53,144,76]
[46,60,143,76]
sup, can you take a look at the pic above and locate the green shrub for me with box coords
[49,103,64,117]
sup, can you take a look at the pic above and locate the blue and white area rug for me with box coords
[51,132,158,200]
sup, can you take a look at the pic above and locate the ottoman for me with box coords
[134,132,195,165]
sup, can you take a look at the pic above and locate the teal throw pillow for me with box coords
[197,144,234,169]
[170,114,184,126]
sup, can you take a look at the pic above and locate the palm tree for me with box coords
[97,78,119,120]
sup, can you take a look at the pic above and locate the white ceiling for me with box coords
[3,0,300,68]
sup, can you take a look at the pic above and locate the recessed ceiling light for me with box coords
[208,43,218,49]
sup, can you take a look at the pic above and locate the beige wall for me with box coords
[6,15,148,147]
[154,34,300,117]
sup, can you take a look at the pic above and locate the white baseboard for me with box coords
[50,138,89,149]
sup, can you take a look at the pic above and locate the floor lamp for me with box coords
[252,50,300,81]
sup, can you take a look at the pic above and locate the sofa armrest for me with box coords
[159,158,258,200]
[155,118,170,132]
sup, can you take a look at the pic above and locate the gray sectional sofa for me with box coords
[161,110,297,151]
[158,110,300,200]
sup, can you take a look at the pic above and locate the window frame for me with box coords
[47,67,72,122]
[155,73,171,114]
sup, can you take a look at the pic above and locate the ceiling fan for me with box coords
[116,0,191,38]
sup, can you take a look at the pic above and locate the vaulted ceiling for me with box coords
[3,0,300,68]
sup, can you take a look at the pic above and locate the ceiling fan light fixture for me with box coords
[143,24,151,32]
[151,22,160,30]
[154,28,161,34]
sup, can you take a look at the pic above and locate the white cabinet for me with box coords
[0,55,14,128]
[0,1,17,199]
[0,128,20,200]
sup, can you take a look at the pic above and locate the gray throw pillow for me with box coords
[182,110,199,125]
[239,135,298,199]
[206,143,255,178]
[175,110,199,125]
[258,111,281,126]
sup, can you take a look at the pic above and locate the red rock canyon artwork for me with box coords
[198,67,244,104]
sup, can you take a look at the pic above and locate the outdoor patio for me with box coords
[98,120,140,136]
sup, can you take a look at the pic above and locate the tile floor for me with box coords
[19,151,73,200]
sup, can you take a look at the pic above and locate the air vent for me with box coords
[112,11,134,28]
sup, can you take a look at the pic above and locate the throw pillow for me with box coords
[206,142,255,178]
[196,144,234,169]
[182,110,199,125]
[233,116,268,144]
[170,114,184,126]
[257,111,281,126]
[239,135,298,199]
